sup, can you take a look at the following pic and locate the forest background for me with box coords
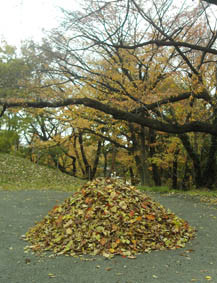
[0,0,217,190]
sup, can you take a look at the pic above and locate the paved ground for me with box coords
[0,190,217,283]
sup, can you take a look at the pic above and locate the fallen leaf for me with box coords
[146,214,155,220]
[66,228,73,235]
[100,238,107,246]
[127,255,136,259]
[56,215,63,226]
[48,273,56,278]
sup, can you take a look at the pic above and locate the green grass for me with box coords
[138,185,172,194]
[139,184,217,196]
[0,153,85,191]
[138,185,217,206]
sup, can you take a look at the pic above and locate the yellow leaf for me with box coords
[48,273,56,278]
[111,206,117,213]
[66,228,73,235]
[136,216,142,221]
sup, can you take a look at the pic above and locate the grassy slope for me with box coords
[0,153,85,191]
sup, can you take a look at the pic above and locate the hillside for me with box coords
[0,153,85,191]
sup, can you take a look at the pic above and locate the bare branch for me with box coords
[110,40,217,55]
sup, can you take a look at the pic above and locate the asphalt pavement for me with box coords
[0,190,217,283]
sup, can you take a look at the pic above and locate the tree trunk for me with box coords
[179,134,203,188]
[78,132,92,179]
[129,124,151,186]
[129,167,136,185]
[148,129,161,186]
[181,159,191,190]
[109,145,117,176]
[139,126,152,186]
[172,148,179,189]
[103,151,108,177]
[73,135,85,176]
[90,141,102,180]
[201,135,217,188]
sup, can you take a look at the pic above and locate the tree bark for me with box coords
[73,135,85,176]
[201,135,217,188]
[78,132,92,179]
[172,148,179,189]
[179,134,203,188]
[90,140,102,180]
[139,126,152,186]
[148,129,161,186]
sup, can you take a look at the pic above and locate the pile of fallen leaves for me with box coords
[24,178,195,257]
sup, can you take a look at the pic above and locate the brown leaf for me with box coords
[100,238,107,246]
[56,215,63,227]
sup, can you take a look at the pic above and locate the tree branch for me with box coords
[111,39,217,55]
[1,97,216,135]
[202,0,217,5]
[0,105,6,118]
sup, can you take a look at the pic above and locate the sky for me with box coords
[0,0,81,46]
[0,0,216,47]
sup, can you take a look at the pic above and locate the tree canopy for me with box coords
[0,0,216,137]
